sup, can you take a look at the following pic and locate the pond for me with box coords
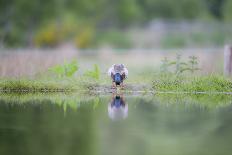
[0,93,232,155]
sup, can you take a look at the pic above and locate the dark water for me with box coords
[0,94,232,155]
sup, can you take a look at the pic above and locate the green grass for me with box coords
[153,75,232,92]
[0,78,95,93]
[1,73,232,94]
[0,80,73,93]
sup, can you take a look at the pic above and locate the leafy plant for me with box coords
[84,64,100,80]
[188,56,200,73]
[168,54,188,75]
[160,54,200,76]
[160,57,170,74]
[49,60,79,77]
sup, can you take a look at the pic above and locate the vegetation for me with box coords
[161,30,232,48]
[0,61,103,93]
[154,93,232,109]
[0,56,231,94]
[84,64,100,80]
[153,75,232,93]
[0,79,77,93]
[160,54,200,76]
[1,0,232,47]
[49,60,79,78]
[154,55,232,92]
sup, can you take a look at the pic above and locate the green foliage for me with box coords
[84,64,100,80]
[169,54,188,75]
[0,79,74,93]
[118,0,142,24]
[0,0,58,47]
[161,30,232,48]
[97,30,132,48]
[1,0,231,47]
[141,0,208,19]
[74,27,95,49]
[160,54,200,76]
[161,35,187,48]
[34,23,62,47]
[188,56,201,73]
[223,0,232,21]
[204,0,225,19]
[49,60,79,78]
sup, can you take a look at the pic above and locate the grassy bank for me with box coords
[1,93,232,110]
[0,78,92,93]
[153,75,232,93]
[1,74,232,94]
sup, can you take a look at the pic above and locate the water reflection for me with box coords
[108,93,128,120]
[1,95,232,155]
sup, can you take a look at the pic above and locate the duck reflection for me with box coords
[108,93,128,120]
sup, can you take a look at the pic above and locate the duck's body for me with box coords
[108,64,128,88]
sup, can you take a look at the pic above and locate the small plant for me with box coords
[188,56,200,73]
[84,64,100,80]
[160,54,200,76]
[160,57,170,74]
[169,54,188,75]
[49,60,79,78]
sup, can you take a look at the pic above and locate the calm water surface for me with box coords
[0,94,232,155]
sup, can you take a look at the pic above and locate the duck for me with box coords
[107,64,128,88]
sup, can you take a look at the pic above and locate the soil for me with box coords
[88,84,154,95]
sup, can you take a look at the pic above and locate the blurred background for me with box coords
[0,0,232,77]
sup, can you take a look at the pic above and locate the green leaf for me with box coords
[49,60,79,77]
[84,64,100,80]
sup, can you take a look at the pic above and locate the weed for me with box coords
[84,64,100,80]
[49,60,79,78]
[160,54,200,76]
[169,54,188,75]
[188,56,200,73]
[160,57,170,74]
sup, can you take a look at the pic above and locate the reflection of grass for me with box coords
[1,93,232,111]
[154,94,232,109]
[0,93,103,112]
[0,93,97,104]
[153,75,232,92]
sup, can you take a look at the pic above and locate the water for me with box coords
[0,94,232,155]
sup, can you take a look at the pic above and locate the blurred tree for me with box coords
[117,0,142,26]
[138,0,207,20]
[0,0,230,47]
[223,0,232,21]
[203,0,226,20]
[0,0,59,47]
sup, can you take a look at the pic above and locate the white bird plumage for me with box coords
[107,64,128,78]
